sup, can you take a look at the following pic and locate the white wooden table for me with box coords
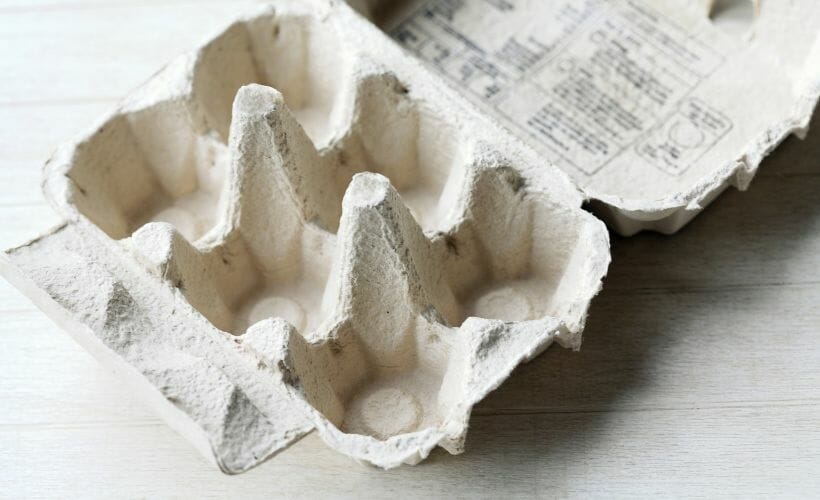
[1,1,818,498]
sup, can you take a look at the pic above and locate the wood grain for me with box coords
[0,1,818,498]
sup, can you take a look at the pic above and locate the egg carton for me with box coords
[354,0,820,235]
[3,0,818,473]
[1,1,610,471]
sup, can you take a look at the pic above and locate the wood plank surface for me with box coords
[0,1,818,498]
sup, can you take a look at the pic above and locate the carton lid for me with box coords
[353,0,820,234]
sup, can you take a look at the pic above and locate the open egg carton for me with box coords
[2,0,819,473]
[2,0,610,471]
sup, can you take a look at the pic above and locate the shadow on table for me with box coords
[420,112,820,473]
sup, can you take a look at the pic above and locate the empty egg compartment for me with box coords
[58,108,228,242]
[241,172,466,452]
[263,162,607,448]
[435,160,608,333]
[56,7,356,245]
[135,103,464,338]
[221,74,472,335]
[127,79,470,338]
[50,7,472,337]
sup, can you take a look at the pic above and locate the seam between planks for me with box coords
[1,401,818,432]
[0,421,165,432]
[0,0,258,15]
[0,97,120,108]
[472,399,820,417]
[605,281,820,295]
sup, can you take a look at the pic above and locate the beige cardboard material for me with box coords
[1,1,609,471]
[3,0,818,472]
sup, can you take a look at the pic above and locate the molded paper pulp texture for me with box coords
[1,0,818,472]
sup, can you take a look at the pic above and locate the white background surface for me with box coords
[1,1,819,498]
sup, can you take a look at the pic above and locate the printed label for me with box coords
[391,0,731,176]
[636,98,732,175]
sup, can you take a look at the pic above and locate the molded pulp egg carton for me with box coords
[1,0,818,472]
